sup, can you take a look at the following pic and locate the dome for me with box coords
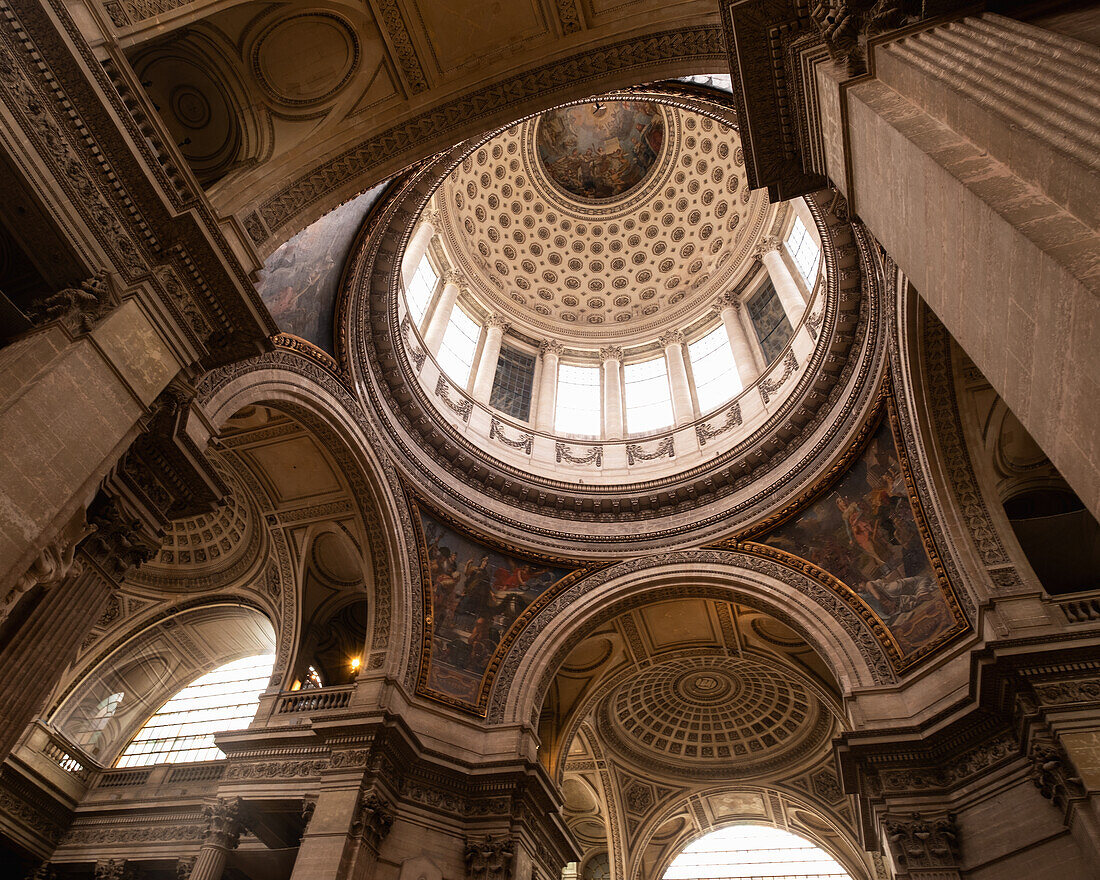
[342,85,879,557]
[440,101,768,345]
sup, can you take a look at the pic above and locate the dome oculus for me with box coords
[536,100,664,201]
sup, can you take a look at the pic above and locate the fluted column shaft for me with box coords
[422,276,460,354]
[536,342,561,432]
[601,347,624,440]
[472,318,508,402]
[188,799,241,880]
[717,299,761,389]
[187,843,232,880]
[400,213,437,287]
[661,332,695,426]
[759,240,808,324]
[0,557,109,758]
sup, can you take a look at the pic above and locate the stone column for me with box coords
[423,271,462,354]
[882,812,961,880]
[714,293,761,388]
[755,237,807,323]
[472,316,510,403]
[535,341,562,432]
[660,330,695,426]
[0,495,158,759]
[343,792,396,880]
[187,799,242,880]
[400,210,438,287]
[600,346,623,440]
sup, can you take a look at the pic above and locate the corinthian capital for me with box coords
[27,270,117,336]
[883,811,960,873]
[712,290,741,313]
[465,835,515,880]
[81,496,160,583]
[442,269,463,287]
[351,791,395,849]
[202,798,242,850]
[753,236,782,259]
[486,314,512,331]
[539,340,564,358]
[2,511,93,626]
[658,329,685,348]
[599,345,623,362]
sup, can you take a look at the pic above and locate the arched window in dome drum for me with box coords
[747,280,793,366]
[663,825,851,880]
[436,305,482,388]
[624,355,674,434]
[490,344,536,421]
[785,215,820,287]
[405,254,438,328]
[555,363,601,437]
[689,324,742,413]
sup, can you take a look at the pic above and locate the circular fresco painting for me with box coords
[536,100,664,200]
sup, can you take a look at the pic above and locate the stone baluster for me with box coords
[755,236,808,325]
[713,292,761,389]
[401,210,438,287]
[187,799,242,880]
[659,329,695,426]
[472,316,510,403]
[600,346,624,440]
[535,341,562,432]
[423,271,462,354]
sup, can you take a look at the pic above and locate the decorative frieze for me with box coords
[695,402,743,447]
[489,418,534,455]
[436,376,473,422]
[626,436,674,465]
[555,443,603,467]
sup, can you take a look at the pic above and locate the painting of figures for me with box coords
[763,419,961,657]
[420,511,571,704]
[256,181,389,354]
[536,100,664,201]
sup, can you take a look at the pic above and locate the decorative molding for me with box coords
[626,436,674,465]
[695,402,743,447]
[375,0,429,95]
[882,812,960,875]
[435,376,473,422]
[658,329,684,347]
[556,0,582,35]
[555,442,603,467]
[27,270,119,335]
[599,345,623,362]
[539,339,564,358]
[489,418,534,455]
[759,350,799,405]
[486,314,512,331]
[202,798,242,850]
[351,792,395,849]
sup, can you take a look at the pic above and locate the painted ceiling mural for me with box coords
[417,509,574,708]
[536,100,664,200]
[760,414,967,663]
[256,180,390,354]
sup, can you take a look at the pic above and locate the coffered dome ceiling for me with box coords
[596,655,830,777]
[437,100,769,344]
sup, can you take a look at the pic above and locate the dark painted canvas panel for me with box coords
[420,511,572,704]
[256,181,389,354]
[763,419,958,657]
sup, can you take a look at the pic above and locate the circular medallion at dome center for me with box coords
[536,101,664,201]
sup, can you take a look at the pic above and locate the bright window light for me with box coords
[663,825,851,880]
[405,255,438,329]
[786,215,820,288]
[436,306,481,388]
[115,654,275,767]
[555,363,601,437]
[689,325,742,413]
[624,356,674,434]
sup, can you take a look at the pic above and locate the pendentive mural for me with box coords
[760,413,966,661]
[417,509,574,707]
[536,100,664,200]
[256,181,390,354]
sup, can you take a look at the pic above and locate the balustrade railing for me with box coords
[275,685,354,714]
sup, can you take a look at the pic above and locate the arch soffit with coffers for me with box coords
[493,553,898,728]
[196,354,419,682]
[340,87,883,559]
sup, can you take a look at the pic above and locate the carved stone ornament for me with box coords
[465,835,515,880]
[27,270,117,335]
[752,235,782,260]
[81,496,159,582]
[202,798,242,850]
[658,329,684,347]
[351,792,395,849]
[1029,736,1086,812]
[27,863,56,880]
[175,858,196,880]
[94,860,134,880]
[539,339,564,358]
[809,0,910,73]
[1,513,92,625]
[599,345,623,362]
[712,290,741,313]
[883,812,960,873]
[486,314,512,331]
